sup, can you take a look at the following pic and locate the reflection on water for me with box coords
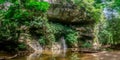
[6,50,120,60]
[27,51,42,60]
[69,52,80,60]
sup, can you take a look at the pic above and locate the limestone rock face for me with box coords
[46,0,95,24]
[45,0,96,49]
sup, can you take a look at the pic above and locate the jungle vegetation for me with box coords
[0,0,120,53]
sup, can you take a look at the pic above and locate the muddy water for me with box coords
[1,50,120,60]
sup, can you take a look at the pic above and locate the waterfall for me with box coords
[60,36,67,57]
[60,36,67,51]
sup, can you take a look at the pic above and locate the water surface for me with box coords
[1,50,120,60]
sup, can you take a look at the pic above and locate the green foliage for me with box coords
[103,0,120,12]
[13,9,30,20]
[26,1,50,12]
[99,17,120,45]
[65,30,78,47]
[0,0,18,4]
[95,0,102,3]
[111,0,120,11]
[99,30,113,44]
[18,43,27,50]
[36,21,79,47]
[107,18,120,44]
[0,19,19,40]
[81,41,92,48]
[39,36,46,45]
[0,0,50,52]
[37,22,74,46]
[31,16,45,28]
[0,0,5,4]
[98,0,120,45]
[69,53,80,60]
[74,0,102,22]
[50,23,65,34]
[5,5,32,23]
[0,0,109,52]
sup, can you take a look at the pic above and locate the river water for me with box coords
[1,50,118,60]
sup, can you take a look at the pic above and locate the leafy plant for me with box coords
[18,43,27,50]
[81,42,92,48]
[26,1,50,12]
[65,30,78,47]
[38,36,46,45]
[69,52,80,60]
[0,0,5,4]
[98,17,120,45]
[0,0,50,52]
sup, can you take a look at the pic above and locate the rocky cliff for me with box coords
[45,0,98,48]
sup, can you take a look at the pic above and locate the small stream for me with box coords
[1,50,119,60]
